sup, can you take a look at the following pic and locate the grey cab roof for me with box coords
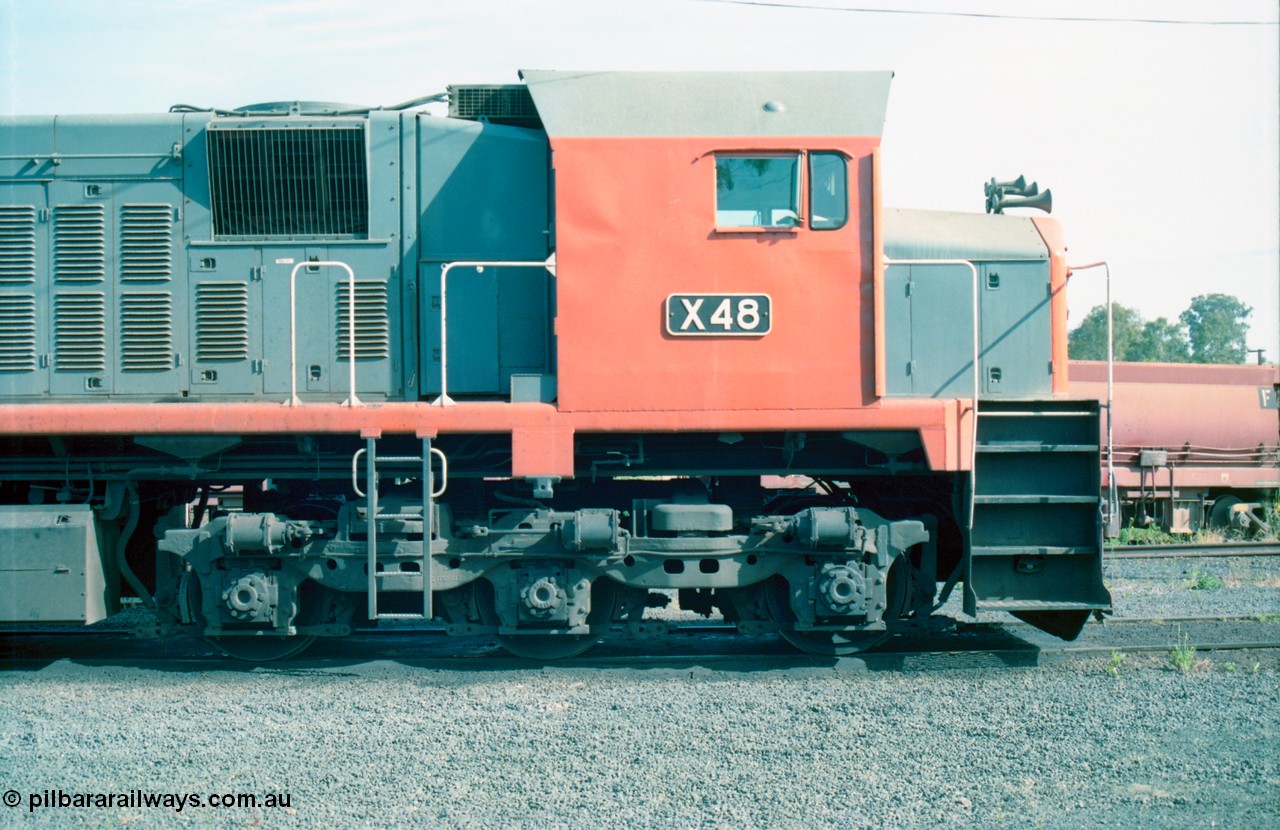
[884,208,1049,262]
[519,70,893,138]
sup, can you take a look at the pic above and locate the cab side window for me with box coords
[809,152,847,230]
[715,155,801,228]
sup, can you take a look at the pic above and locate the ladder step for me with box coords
[977,410,1095,417]
[976,599,1108,611]
[972,545,1097,557]
[976,442,1097,453]
[363,436,437,625]
[974,495,1098,505]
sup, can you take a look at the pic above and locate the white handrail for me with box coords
[352,446,447,499]
[429,446,448,498]
[1068,260,1117,535]
[286,260,361,407]
[431,255,558,406]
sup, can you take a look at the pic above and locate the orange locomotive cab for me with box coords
[527,70,886,414]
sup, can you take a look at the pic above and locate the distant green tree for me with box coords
[1180,294,1252,363]
[1068,304,1143,360]
[1128,317,1191,363]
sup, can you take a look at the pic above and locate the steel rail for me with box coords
[2,633,1276,670]
[1104,542,1280,559]
[1047,641,1280,656]
[3,614,1273,641]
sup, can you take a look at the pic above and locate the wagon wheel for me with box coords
[1208,495,1244,532]
[496,578,619,660]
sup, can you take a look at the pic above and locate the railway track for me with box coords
[1104,541,1280,559]
[2,540,1274,667]
[2,616,1276,671]
[0,612,1272,638]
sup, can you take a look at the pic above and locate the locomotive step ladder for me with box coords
[965,399,1112,639]
[352,437,448,621]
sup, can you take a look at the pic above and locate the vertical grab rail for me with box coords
[432,255,557,406]
[1068,261,1117,536]
[287,260,361,407]
[365,436,379,620]
[882,258,980,528]
[421,437,434,622]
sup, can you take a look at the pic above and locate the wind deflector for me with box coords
[206,126,369,239]
[518,70,893,138]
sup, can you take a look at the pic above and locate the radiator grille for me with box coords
[120,204,174,281]
[207,127,369,238]
[448,85,540,126]
[0,294,37,371]
[336,281,389,360]
[54,292,107,371]
[54,205,106,282]
[0,206,37,284]
[120,292,174,371]
[195,282,250,361]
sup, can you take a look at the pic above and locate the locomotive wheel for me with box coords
[496,578,619,660]
[192,577,319,662]
[207,633,317,662]
[762,563,910,656]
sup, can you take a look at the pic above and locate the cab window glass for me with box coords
[715,155,800,227]
[809,152,847,230]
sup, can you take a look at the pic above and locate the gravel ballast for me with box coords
[1,653,1277,828]
[1,554,1278,829]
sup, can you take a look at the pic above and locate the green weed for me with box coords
[1185,568,1224,591]
[1105,650,1125,677]
[1115,524,1175,546]
[1263,500,1280,542]
[1170,628,1199,675]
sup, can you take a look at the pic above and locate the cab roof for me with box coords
[519,70,893,138]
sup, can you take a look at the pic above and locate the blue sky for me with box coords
[3,0,1277,358]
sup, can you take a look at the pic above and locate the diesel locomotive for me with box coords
[0,71,1110,659]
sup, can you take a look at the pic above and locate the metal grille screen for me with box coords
[448,85,539,126]
[207,127,369,239]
